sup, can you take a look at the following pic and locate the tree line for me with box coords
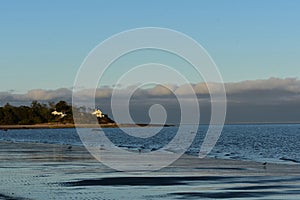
[0,100,114,125]
[0,101,73,125]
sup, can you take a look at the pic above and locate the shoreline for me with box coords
[0,123,175,130]
[0,139,298,166]
[1,122,300,130]
[0,123,115,130]
[0,140,299,171]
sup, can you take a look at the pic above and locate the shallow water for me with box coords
[1,124,300,164]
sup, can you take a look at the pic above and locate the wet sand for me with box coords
[0,141,300,199]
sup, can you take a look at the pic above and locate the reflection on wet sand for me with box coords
[1,141,300,200]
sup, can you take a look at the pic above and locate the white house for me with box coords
[92,109,104,118]
[51,110,67,118]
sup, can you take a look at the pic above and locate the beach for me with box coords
[1,141,300,200]
[2,1,300,199]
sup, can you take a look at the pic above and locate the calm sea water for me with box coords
[1,124,300,164]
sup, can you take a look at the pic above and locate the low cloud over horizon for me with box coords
[1,77,300,124]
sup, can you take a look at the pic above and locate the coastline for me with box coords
[0,123,175,130]
[0,123,115,130]
[1,122,299,130]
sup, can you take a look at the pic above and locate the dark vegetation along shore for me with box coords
[0,101,176,130]
[0,101,114,128]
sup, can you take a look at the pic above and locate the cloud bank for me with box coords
[1,77,300,124]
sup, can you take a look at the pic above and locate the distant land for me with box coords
[0,100,114,128]
[0,100,177,130]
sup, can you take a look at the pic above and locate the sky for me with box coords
[0,1,300,123]
[0,0,300,93]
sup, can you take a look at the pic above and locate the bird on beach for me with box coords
[263,162,267,169]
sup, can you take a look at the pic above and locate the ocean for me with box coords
[1,124,300,165]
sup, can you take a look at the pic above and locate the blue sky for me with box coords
[0,0,299,93]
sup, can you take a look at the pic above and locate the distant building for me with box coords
[51,110,67,118]
[92,109,104,118]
